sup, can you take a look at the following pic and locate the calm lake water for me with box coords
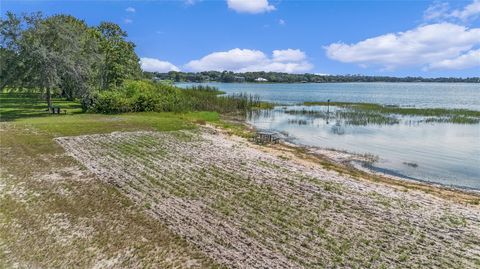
[178,82,480,189]
[179,82,480,110]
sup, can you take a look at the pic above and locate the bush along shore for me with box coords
[81,80,272,114]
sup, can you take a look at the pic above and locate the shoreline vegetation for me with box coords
[149,71,480,83]
[82,80,271,114]
[301,101,480,124]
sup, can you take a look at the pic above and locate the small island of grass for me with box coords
[303,101,480,124]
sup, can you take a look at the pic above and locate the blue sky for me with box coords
[3,0,480,77]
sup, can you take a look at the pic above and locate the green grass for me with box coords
[0,92,222,267]
[17,111,218,136]
[1,92,220,136]
[0,92,83,121]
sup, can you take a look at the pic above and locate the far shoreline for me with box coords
[153,71,480,84]
[177,81,480,84]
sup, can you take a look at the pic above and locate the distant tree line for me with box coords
[147,71,480,83]
[1,12,141,107]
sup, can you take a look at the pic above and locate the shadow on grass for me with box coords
[0,92,83,122]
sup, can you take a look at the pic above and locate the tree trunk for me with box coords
[46,87,52,108]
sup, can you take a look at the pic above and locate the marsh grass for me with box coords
[183,91,272,113]
[424,116,479,124]
[284,108,399,125]
[303,101,480,124]
[338,111,399,125]
[87,80,273,114]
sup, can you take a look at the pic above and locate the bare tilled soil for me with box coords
[56,128,480,269]
[0,124,218,268]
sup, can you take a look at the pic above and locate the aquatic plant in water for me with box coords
[303,102,480,124]
[284,107,400,126]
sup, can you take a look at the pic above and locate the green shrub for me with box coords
[84,80,267,114]
[92,90,132,113]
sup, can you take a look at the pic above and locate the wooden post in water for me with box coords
[326,99,331,124]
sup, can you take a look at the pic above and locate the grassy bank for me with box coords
[0,92,83,121]
[0,93,223,268]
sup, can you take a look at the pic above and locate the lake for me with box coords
[178,82,480,189]
[179,82,480,110]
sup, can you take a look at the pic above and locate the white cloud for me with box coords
[186,49,266,71]
[125,7,136,13]
[124,18,133,24]
[450,0,480,20]
[272,49,306,62]
[428,49,480,70]
[140,57,180,72]
[279,19,286,25]
[325,23,480,70]
[185,48,313,73]
[424,0,480,21]
[423,1,450,21]
[227,0,275,14]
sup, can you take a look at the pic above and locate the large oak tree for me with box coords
[0,12,142,107]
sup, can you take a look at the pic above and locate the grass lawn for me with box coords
[0,92,83,121]
[1,92,220,135]
[0,92,222,268]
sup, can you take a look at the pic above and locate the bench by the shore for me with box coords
[254,131,280,144]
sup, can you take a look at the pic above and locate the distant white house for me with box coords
[254,77,268,82]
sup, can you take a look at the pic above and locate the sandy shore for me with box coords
[55,126,480,268]
[279,139,480,196]
[237,117,480,202]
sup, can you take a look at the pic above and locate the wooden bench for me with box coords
[254,131,280,144]
[48,106,66,114]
